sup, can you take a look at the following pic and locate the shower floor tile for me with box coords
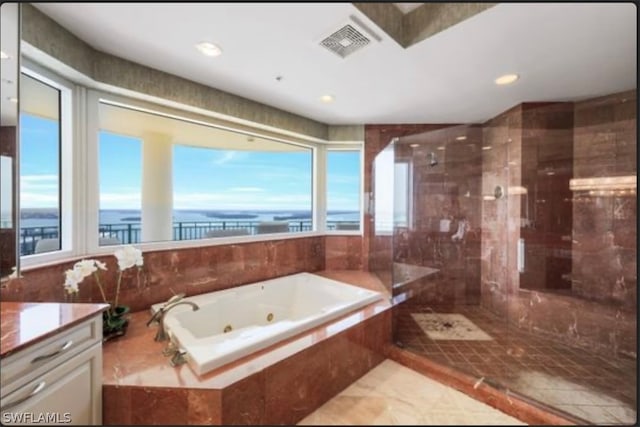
[410,313,493,340]
[395,303,637,425]
[297,359,525,426]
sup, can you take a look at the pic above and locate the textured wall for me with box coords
[353,2,496,48]
[21,4,329,140]
[404,3,497,47]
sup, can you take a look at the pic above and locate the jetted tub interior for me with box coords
[151,272,383,375]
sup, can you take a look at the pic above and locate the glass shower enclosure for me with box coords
[373,97,637,425]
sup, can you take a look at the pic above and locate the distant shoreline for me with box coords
[21,208,358,220]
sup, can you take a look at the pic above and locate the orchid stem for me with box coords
[114,271,122,309]
[93,271,110,306]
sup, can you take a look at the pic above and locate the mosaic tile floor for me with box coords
[298,359,525,425]
[396,303,637,425]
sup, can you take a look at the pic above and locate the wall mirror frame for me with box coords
[0,2,20,280]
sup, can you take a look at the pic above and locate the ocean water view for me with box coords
[19,208,360,228]
[17,208,360,255]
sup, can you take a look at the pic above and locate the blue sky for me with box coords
[20,114,361,211]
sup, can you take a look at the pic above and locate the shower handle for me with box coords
[517,238,525,273]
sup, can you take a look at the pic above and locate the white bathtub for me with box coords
[152,272,383,376]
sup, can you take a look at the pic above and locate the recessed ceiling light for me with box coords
[437,146,445,150]
[410,143,419,148]
[495,73,519,85]
[195,41,222,57]
[0,51,9,59]
[455,135,467,141]
[482,146,492,150]
[320,94,334,103]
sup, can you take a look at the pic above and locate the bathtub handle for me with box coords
[169,349,188,367]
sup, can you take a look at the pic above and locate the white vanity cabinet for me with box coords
[0,314,103,426]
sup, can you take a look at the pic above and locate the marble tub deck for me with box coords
[102,270,393,425]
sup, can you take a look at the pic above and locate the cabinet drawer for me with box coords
[1,316,101,397]
[0,342,102,425]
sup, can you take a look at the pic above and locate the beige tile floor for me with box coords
[298,359,526,425]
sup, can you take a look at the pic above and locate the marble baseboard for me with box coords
[386,345,583,426]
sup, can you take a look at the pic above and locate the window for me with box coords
[97,101,313,243]
[0,156,12,229]
[173,143,312,240]
[19,74,62,256]
[327,150,361,231]
[374,146,411,234]
[98,131,142,246]
[394,161,412,228]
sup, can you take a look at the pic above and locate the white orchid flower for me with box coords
[63,268,84,294]
[114,245,144,271]
[73,259,98,278]
[95,260,108,271]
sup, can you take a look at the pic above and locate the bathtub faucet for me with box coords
[147,298,200,342]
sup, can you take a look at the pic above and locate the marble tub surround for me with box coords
[102,271,392,425]
[0,301,108,357]
[325,235,363,270]
[298,359,524,425]
[1,236,325,312]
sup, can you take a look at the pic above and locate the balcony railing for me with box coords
[19,220,360,256]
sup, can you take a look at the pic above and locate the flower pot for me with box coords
[103,304,130,342]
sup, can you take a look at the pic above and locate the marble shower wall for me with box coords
[365,124,455,293]
[394,125,483,305]
[480,105,522,318]
[479,93,637,358]
[571,90,637,307]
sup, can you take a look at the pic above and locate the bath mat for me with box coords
[411,313,493,341]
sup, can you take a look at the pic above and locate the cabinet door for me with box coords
[0,343,102,426]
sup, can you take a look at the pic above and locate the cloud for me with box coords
[213,151,238,165]
[228,187,265,192]
[20,192,59,208]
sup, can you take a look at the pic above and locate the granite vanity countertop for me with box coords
[0,301,109,358]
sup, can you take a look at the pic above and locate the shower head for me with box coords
[428,152,438,167]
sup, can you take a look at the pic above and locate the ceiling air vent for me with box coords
[320,24,371,59]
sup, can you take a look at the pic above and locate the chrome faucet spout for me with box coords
[147,299,200,341]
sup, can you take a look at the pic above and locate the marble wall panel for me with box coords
[1,237,325,311]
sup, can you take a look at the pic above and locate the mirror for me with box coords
[0,2,20,279]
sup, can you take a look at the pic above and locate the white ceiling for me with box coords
[32,3,636,125]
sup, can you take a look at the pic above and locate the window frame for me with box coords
[86,90,323,255]
[325,145,364,235]
[19,61,77,270]
[17,71,364,271]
